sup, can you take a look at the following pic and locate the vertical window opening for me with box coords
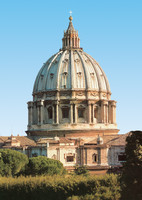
[78,108,85,118]
[62,107,69,118]
[48,106,52,119]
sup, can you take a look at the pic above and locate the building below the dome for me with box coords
[0,133,128,172]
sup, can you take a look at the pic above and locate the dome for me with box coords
[33,49,111,96]
[27,16,118,137]
[33,16,111,99]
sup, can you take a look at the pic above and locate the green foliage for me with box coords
[74,165,89,176]
[121,131,142,199]
[25,156,66,176]
[0,174,121,200]
[0,149,28,177]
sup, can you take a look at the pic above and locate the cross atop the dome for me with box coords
[69,11,72,16]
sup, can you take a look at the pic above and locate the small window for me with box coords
[67,156,74,162]
[50,73,54,78]
[78,108,84,118]
[92,154,98,163]
[62,107,69,118]
[48,106,52,119]
[118,154,126,162]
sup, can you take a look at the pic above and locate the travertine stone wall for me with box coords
[27,98,117,135]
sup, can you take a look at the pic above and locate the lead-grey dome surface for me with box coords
[33,49,111,95]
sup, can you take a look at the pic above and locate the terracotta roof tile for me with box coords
[84,134,128,146]
[107,133,129,146]
[37,137,73,145]
[0,136,36,147]
[59,137,73,143]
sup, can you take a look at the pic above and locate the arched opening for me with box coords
[48,106,52,119]
[92,154,98,163]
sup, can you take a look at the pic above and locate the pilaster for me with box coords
[37,100,44,125]
[74,103,77,124]
[55,101,59,124]
[111,101,116,124]
[52,105,55,124]
[27,101,33,126]
[88,102,92,124]
[70,103,73,124]
[101,101,108,123]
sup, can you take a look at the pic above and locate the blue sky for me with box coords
[0,0,142,136]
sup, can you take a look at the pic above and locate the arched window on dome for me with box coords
[62,106,69,118]
[92,153,98,163]
[48,106,52,119]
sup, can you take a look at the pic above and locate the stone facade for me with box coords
[0,133,127,170]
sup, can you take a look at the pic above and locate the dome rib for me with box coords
[33,63,46,93]
[86,53,111,93]
[76,50,90,89]
[83,52,103,92]
[45,51,62,90]
[70,50,75,89]
[56,50,66,89]
[97,63,111,93]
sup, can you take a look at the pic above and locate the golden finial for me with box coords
[69,11,73,21]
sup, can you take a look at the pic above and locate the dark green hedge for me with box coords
[0,174,121,200]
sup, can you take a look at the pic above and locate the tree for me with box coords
[121,131,142,200]
[0,149,28,176]
[25,156,66,176]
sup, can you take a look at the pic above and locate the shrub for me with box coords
[25,156,66,176]
[0,149,28,177]
[74,165,89,176]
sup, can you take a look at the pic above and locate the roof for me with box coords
[107,133,129,146]
[66,20,75,33]
[84,134,128,147]
[37,137,73,145]
[0,136,36,147]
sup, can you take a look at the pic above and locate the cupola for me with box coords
[62,16,80,50]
